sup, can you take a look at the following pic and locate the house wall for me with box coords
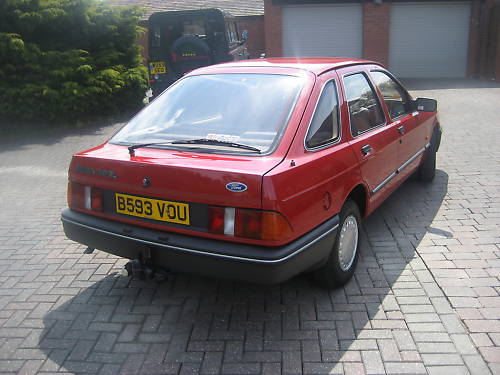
[362,3,390,67]
[264,0,283,57]
[496,35,500,81]
[480,0,500,80]
[466,0,483,76]
[264,0,496,78]
[236,16,266,58]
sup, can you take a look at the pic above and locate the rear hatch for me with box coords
[68,143,283,234]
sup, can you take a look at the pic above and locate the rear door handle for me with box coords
[361,144,372,156]
[397,125,406,135]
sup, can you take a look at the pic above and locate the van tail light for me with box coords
[208,206,293,241]
[68,182,103,212]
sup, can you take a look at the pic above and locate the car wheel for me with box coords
[313,200,361,288]
[417,130,438,183]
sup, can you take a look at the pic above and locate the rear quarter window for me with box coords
[305,81,340,149]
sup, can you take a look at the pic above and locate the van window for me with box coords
[151,27,161,48]
[181,19,206,37]
[226,22,238,43]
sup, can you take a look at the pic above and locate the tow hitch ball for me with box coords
[121,259,170,283]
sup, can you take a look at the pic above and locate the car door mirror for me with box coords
[415,97,437,112]
[241,30,249,41]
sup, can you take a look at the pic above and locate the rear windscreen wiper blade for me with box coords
[171,138,261,153]
[128,139,261,155]
[127,142,174,155]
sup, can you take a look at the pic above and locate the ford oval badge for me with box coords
[226,182,247,193]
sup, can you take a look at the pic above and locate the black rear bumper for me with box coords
[61,209,339,284]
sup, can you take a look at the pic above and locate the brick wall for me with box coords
[492,4,500,81]
[236,16,265,58]
[496,35,500,81]
[362,3,390,67]
[478,0,499,80]
[261,0,495,79]
[264,0,282,57]
[467,0,483,76]
[137,21,149,66]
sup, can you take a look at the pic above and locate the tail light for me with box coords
[208,206,293,241]
[208,206,225,234]
[68,182,103,212]
[90,187,103,211]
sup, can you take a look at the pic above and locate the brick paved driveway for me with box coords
[0,79,499,375]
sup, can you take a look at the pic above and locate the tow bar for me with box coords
[121,259,171,283]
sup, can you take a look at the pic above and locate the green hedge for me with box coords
[0,0,148,123]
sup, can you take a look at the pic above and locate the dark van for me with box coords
[147,8,249,96]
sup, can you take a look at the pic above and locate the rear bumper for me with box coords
[61,209,339,284]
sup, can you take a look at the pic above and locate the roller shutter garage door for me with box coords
[282,5,362,58]
[389,3,471,78]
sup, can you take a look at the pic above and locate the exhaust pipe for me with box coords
[121,259,171,283]
[83,247,95,254]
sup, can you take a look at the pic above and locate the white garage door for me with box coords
[282,5,362,58]
[389,3,471,78]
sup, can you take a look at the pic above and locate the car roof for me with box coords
[196,57,380,76]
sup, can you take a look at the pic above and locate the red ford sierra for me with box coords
[61,58,441,288]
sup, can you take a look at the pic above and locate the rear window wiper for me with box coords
[171,138,261,153]
[127,142,174,155]
[127,139,261,155]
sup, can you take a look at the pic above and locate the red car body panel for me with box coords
[262,69,362,240]
[62,58,440,283]
[70,145,284,245]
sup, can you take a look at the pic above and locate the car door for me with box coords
[340,68,401,207]
[369,70,426,180]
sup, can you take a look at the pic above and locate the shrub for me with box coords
[0,0,148,123]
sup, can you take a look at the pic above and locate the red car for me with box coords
[62,58,441,288]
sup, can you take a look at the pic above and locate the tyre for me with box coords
[417,130,438,182]
[170,35,212,76]
[313,200,361,288]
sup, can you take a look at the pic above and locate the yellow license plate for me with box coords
[116,193,190,225]
[149,61,167,75]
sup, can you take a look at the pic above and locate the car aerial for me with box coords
[61,58,441,288]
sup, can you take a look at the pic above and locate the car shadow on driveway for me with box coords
[38,171,449,375]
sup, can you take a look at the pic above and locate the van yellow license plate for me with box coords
[149,61,167,74]
[115,193,190,225]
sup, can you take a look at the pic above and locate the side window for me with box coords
[305,81,340,149]
[231,22,239,41]
[226,22,237,43]
[151,27,161,48]
[371,71,412,119]
[181,19,206,37]
[343,73,385,136]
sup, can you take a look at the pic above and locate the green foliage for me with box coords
[0,0,148,122]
